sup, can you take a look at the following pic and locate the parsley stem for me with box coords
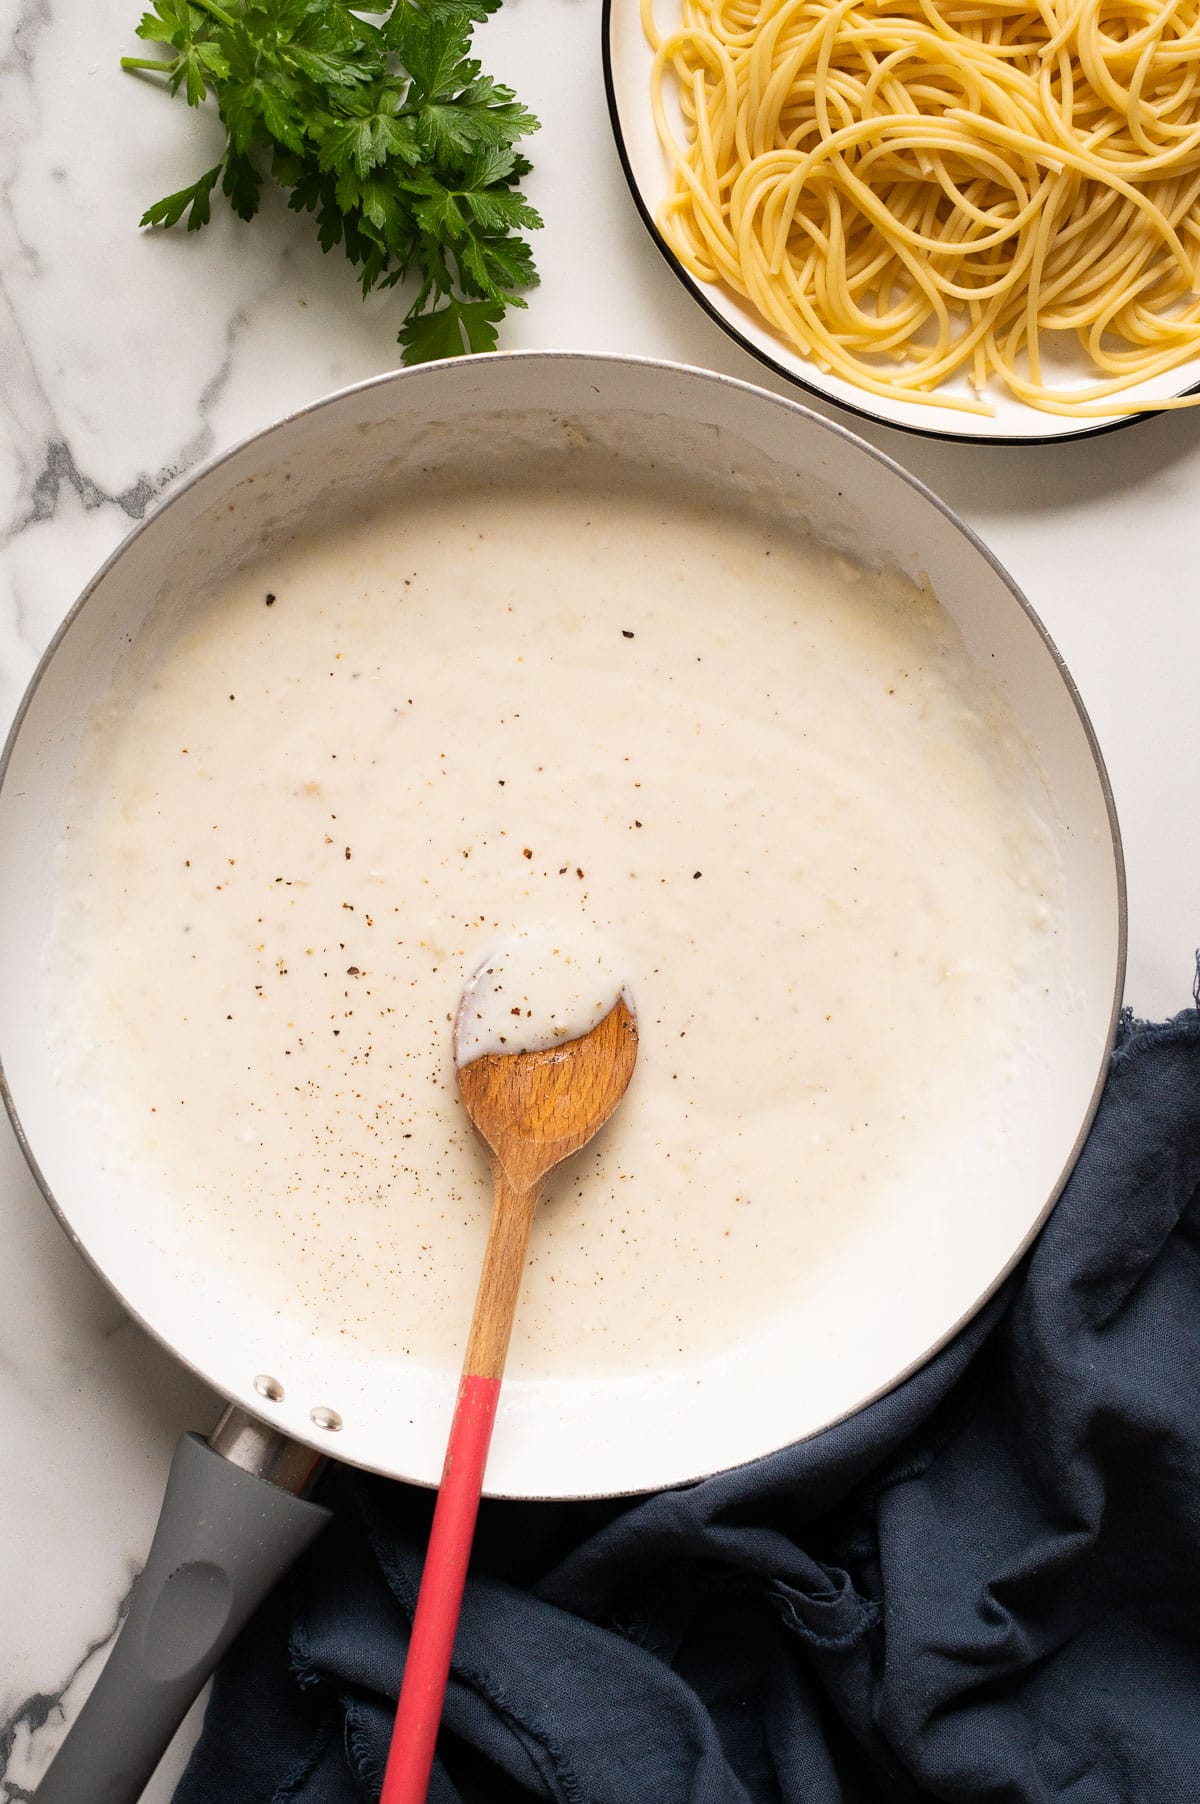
[189,0,239,27]
[121,55,178,74]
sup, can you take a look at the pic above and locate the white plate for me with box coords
[0,354,1124,1497]
[603,0,1200,444]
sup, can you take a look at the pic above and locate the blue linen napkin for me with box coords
[176,984,1200,1804]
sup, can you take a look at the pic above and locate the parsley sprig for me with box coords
[122,0,541,362]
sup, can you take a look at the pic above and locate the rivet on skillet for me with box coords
[310,1405,343,1431]
[254,1373,284,1402]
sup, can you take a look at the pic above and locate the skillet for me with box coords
[0,352,1125,1800]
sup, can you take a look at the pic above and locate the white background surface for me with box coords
[1,0,1197,1796]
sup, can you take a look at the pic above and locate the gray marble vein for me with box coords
[20,440,158,527]
[0,1580,132,1801]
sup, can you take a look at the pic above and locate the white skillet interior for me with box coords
[605,0,1200,444]
[0,353,1123,1497]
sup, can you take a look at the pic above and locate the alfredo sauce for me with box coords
[53,470,1062,1380]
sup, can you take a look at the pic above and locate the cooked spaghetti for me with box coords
[643,0,1200,414]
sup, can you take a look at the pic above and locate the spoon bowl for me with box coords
[458,993,640,1192]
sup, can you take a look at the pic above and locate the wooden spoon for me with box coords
[380,991,639,1804]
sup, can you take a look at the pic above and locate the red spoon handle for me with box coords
[379,1372,501,1804]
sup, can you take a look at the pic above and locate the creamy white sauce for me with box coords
[53,470,1062,1379]
[454,928,632,1064]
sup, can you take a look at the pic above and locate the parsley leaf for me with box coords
[222,149,263,220]
[398,294,503,363]
[122,0,539,360]
[139,161,224,230]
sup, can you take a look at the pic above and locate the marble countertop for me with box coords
[2,0,1198,1796]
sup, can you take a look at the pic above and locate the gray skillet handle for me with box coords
[35,1424,332,1804]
